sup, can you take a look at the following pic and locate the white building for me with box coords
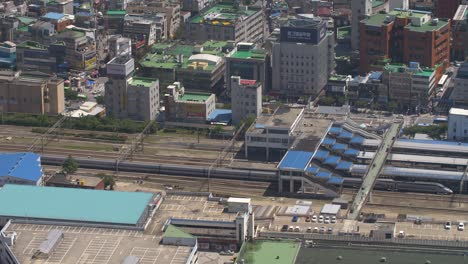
[271,17,335,97]
[231,76,262,125]
[450,62,468,106]
[448,108,468,142]
[108,35,132,60]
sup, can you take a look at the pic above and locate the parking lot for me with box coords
[271,215,343,235]
[396,222,468,241]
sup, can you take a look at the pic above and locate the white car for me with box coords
[318,215,324,223]
[458,222,465,231]
[331,216,337,223]
[312,215,317,222]
[324,216,331,224]
[444,222,451,230]
[307,227,312,233]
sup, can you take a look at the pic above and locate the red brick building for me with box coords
[436,0,461,19]
[359,10,450,74]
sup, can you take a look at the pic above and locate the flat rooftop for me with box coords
[177,92,212,102]
[129,77,157,88]
[229,49,266,60]
[238,240,300,264]
[450,107,468,116]
[4,223,192,264]
[256,107,304,129]
[190,3,257,24]
[0,185,154,226]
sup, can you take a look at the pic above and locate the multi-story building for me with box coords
[271,17,335,98]
[448,107,468,141]
[28,21,56,44]
[435,0,461,19]
[45,0,73,15]
[0,16,19,42]
[0,41,16,69]
[181,0,215,13]
[225,42,269,93]
[0,71,64,115]
[326,74,352,96]
[351,0,389,50]
[164,82,216,123]
[452,5,468,61]
[231,76,262,125]
[40,12,73,32]
[0,152,44,187]
[127,0,180,39]
[55,29,96,71]
[108,35,132,60]
[16,41,66,73]
[123,15,158,47]
[105,10,126,33]
[382,62,441,110]
[359,9,451,74]
[185,2,264,43]
[105,55,160,121]
[450,62,468,106]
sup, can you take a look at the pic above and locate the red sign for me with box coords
[240,79,256,86]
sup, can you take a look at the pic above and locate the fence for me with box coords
[258,231,468,248]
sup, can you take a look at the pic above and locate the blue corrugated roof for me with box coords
[313,150,329,161]
[43,12,65,20]
[369,71,382,80]
[327,176,344,185]
[322,137,336,146]
[324,155,341,165]
[0,152,43,183]
[338,131,353,139]
[332,143,348,151]
[350,136,365,144]
[329,126,342,135]
[344,148,359,156]
[278,150,313,171]
[207,109,232,123]
[336,161,353,170]
[316,171,332,179]
[305,166,319,174]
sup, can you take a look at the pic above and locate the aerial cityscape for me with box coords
[0,0,468,263]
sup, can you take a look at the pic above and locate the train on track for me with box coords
[41,156,454,195]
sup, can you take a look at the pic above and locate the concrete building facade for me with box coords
[450,62,468,106]
[271,17,335,98]
[127,1,180,39]
[351,0,389,50]
[231,76,262,125]
[448,107,468,141]
[452,5,468,61]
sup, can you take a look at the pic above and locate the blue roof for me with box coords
[350,136,365,144]
[344,148,359,156]
[316,171,332,179]
[207,109,232,123]
[336,161,353,170]
[313,150,329,161]
[322,137,336,146]
[332,143,348,151]
[305,166,319,174]
[0,184,154,225]
[0,152,43,183]
[324,155,341,165]
[327,176,344,185]
[43,12,65,20]
[338,131,353,139]
[329,126,342,135]
[255,123,265,129]
[278,151,313,171]
[398,138,468,147]
[369,71,383,80]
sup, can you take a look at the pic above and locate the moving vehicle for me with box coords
[341,178,453,195]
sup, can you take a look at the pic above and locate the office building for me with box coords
[40,12,73,32]
[123,15,158,46]
[450,62,468,105]
[448,107,468,141]
[55,29,96,71]
[271,17,335,97]
[164,82,216,123]
[105,55,160,121]
[225,42,269,93]
[181,0,215,12]
[351,0,389,50]
[0,16,19,42]
[452,5,468,61]
[0,152,43,187]
[359,9,450,74]
[0,71,64,115]
[185,2,264,43]
[108,35,132,60]
[45,0,73,15]
[231,76,262,125]
[435,0,461,19]
[0,41,16,69]
[15,41,66,73]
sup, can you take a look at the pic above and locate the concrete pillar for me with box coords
[290,178,294,193]
[278,172,283,193]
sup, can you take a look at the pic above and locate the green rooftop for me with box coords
[406,19,449,32]
[129,77,157,87]
[190,3,258,24]
[231,49,266,60]
[106,10,126,16]
[337,26,351,39]
[17,41,47,50]
[17,16,37,25]
[237,241,300,264]
[372,0,385,8]
[178,92,212,102]
[329,74,350,81]
[164,225,194,239]
[415,69,434,77]
[0,184,154,225]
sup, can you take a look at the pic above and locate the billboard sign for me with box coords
[280,22,326,44]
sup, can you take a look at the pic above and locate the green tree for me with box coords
[388,101,399,113]
[211,125,223,135]
[98,173,116,190]
[62,155,78,174]
[320,96,335,106]
[95,95,105,105]
[65,89,79,100]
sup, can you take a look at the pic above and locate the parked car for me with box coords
[288,226,294,232]
[319,226,326,234]
[444,222,451,230]
[327,227,333,234]
[292,215,299,222]
[307,227,312,233]
[318,215,324,223]
[281,225,289,232]
[305,216,311,222]
[295,226,300,232]
[312,215,317,222]
[313,227,319,233]
[331,216,337,223]
[458,222,465,231]
[324,216,331,224]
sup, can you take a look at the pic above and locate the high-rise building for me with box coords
[271,17,335,98]
[0,71,64,115]
[351,0,389,50]
[231,76,262,125]
[225,42,269,93]
[105,55,159,121]
[435,0,461,19]
[359,9,450,74]
[452,5,468,61]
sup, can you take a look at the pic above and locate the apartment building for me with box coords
[231,76,262,125]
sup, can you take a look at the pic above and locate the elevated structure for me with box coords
[348,122,401,220]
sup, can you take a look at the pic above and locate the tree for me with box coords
[62,155,78,174]
[98,173,116,190]
[211,125,224,135]
[319,96,335,106]
[95,95,105,105]
[65,89,79,100]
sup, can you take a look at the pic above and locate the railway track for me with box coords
[367,190,468,204]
